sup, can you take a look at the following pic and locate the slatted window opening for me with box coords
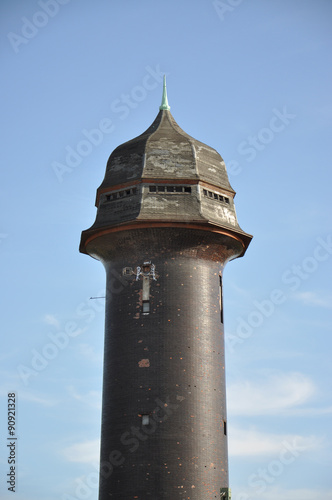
[105,187,137,201]
[202,188,230,204]
[148,185,192,194]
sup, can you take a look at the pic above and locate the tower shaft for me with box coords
[86,227,241,499]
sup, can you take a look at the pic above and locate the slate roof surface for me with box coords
[97,109,235,194]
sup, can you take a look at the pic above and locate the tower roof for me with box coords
[96,94,234,199]
[80,80,252,256]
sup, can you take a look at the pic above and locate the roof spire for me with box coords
[159,75,170,111]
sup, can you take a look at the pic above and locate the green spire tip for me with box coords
[159,75,170,111]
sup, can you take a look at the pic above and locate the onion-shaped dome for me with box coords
[80,77,252,254]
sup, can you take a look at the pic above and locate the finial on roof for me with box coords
[159,75,170,111]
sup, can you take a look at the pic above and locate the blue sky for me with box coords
[1,1,332,499]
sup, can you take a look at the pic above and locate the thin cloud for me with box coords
[279,405,332,417]
[18,391,58,407]
[77,343,102,363]
[43,314,61,328]
[63,439,100,463]
[227,372,315,416]
[67,385,102,410]
[228,426,320,457]
[252,487,332,500]
[294,291,332,309]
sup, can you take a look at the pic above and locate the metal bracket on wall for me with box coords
[122,261,158,315]
[122,262,158,283]
[135,261,157,281]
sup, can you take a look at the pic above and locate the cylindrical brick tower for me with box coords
[80,78,252,500]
